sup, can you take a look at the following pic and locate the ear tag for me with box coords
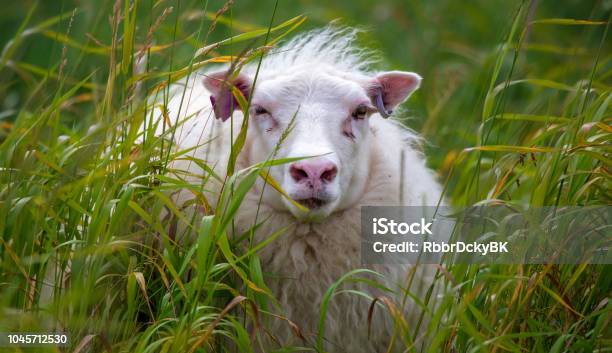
[375,89,393,118]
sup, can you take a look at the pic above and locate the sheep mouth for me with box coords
[297,198,328,209]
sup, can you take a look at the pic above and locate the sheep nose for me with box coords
[289,160,338,185]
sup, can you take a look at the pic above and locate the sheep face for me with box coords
[204,68,421,221]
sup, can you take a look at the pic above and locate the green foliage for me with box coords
[0,1,610,352]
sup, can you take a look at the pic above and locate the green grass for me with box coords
[0,0,610,352]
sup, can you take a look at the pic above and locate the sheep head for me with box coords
[203,68,421,221]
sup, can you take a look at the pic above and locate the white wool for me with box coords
[158,26,444,352]
[245,26,378,77]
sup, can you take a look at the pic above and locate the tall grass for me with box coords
[0,1,610,352]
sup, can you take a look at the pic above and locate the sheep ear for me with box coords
[203,71,252,121]
[369,71,421,111]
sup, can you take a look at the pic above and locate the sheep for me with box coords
[157,26,444,352]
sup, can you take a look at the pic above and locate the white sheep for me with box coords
[158,26,443,352]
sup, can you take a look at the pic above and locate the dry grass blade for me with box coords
[72,334,96,353]
[72,334,112,353]
[132,271,155,321]
[268,312,307,342]
[367,295,413,352]
[188,295,260,353]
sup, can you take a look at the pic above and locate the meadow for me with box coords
[0,0,610,352]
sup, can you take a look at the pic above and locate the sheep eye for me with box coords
[254,106,269,115]
[352,104,368,119]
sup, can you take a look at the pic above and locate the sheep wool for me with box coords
[158,26,444,352]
